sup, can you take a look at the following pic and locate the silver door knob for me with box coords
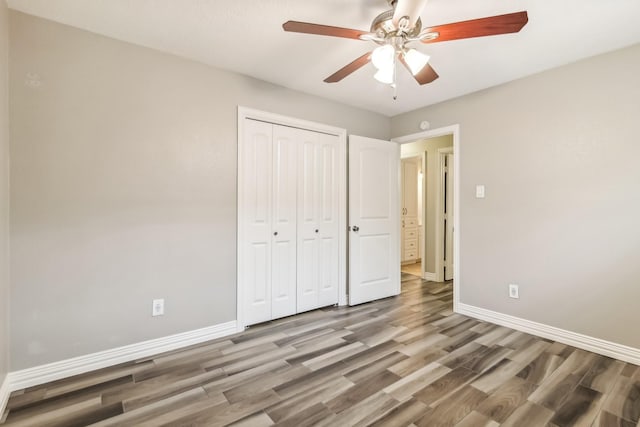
[352,226,359,232]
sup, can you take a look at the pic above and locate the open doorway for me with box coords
[396,128,456,285]
[400,154,423,277]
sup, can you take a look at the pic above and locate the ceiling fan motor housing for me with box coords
[371,9,423,39]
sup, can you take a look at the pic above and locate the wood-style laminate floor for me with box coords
[400,262,422,277]
[3,274,640,426]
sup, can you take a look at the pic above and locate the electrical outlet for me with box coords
[508,284,519,299]
[152,299,165,316]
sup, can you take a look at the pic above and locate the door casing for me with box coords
[237,107,347,330]
[392,125,460,312]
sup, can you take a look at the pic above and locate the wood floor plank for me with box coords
[413,367,477,406]
[591,410,637,427]
[226,411,274,427]
[134,395,227,427]
[367,397,428,427]
[7,375,132,418]
[506,338,550,363]
[344,351,408,383]
[474,376,537,423]
[550,384,603,426]
[202,360,291,396]
[4,277,639,426]
[581,357,625,394]
[273,402,335,427]
[88,387,211,427]
[383,362,451,402]
[516,351,565,385]
[163,390,280,427]
[415,385,488,427]
[460,345,513,374]
[471,358,527,394]
[302,342,367,371]
[600,376,640,424]
[270,359,349,399]
[266,376,353,422]
[222,365,309,404]
[327,390,398,426]
[2,396,106,427]
[454,411,499,427]
[386,350,448,377]
[325,370,400,413]
[500,401,554,427]
[528,371,582,411]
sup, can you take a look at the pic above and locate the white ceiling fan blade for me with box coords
[393,0,429,30]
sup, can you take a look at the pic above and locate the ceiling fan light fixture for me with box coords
[371,44,395,70]
[374,67,395,84]
[404,48,430,75]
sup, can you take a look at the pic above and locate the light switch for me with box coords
[475,185,485,198]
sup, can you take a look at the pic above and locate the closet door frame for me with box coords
[237,107,347,330]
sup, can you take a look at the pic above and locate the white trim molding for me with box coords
[391,124,461,312]
[4,321,237,397]
[458,303,640,365]
[435,146,454,283]
[422,272,436,281]
[0,374,10,420]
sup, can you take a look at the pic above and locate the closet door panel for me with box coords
[298,237,319,311]
[297,130,320,313]
[318,134,340,306]
[271,125,298,319]
[318,235,339,306]
[243,119,273,325]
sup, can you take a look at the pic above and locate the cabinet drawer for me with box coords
[405,218,417,228]
[404,228,418,239]
[404,239,418,250]
[404,250,417,260]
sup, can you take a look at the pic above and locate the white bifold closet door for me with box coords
[297,130,340,313]
[242,118,340,326]
[242,120,298,325]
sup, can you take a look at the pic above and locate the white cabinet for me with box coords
[401,158,420,263]
[241,118,342,326]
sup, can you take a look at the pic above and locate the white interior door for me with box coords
[444,153,454,281]
[349,135,400,305]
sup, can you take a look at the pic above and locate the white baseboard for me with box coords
[423,272,436,281]
[457,303,640,366]
[0,373,10,420]
[5,320,238,397]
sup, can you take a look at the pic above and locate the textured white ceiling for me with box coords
[7,0,640,116]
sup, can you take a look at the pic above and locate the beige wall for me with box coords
[392,43,640,348]
[401,135,453,274]
[0,0,10,385]
[9,11,390,370]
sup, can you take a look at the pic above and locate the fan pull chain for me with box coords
[392,55,398,100]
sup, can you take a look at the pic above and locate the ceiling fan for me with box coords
[283,0,528,94]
